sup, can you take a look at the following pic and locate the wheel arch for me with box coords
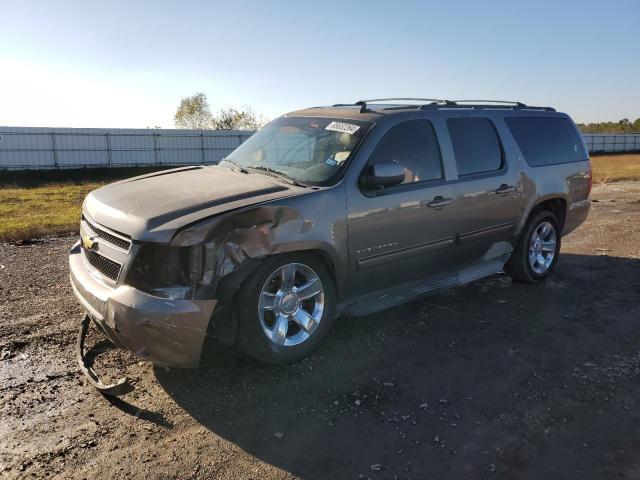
[518,195,567,238]
[210,246,341,346]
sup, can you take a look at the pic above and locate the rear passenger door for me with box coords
[444,117,525,267]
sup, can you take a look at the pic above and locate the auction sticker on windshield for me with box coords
[325,121,360,135]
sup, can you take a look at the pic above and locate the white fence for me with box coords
[0,127,638,171]
[0,127,255,170]
[582,134,640,154]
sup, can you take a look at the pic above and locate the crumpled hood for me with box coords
[83,166,297,243]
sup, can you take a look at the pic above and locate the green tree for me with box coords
[577,119,640,134]
[174,94,267,130]
[212,106,267,130]
[174,93,213,129]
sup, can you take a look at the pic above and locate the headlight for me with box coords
[125,243,215,300]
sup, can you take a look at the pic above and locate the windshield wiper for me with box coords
[246,166,307,187]
[219,158,249,174]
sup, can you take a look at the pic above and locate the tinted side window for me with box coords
[505,117,587,167]
[447,118,502,176]
[368,120,443,184]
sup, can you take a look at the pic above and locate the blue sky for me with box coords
[0,0,638,128]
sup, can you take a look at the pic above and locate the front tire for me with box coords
[236,253,336,364]
[506,210,561,283]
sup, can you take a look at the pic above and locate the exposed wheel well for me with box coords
[530,198,567,230]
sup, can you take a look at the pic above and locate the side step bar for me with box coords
[76,315,133,396]
[339,258,505,317]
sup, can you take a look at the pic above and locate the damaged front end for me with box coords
[76,314,133,396]
[70,240,218,370]
[70,200,331,394]
[166,205,313,344]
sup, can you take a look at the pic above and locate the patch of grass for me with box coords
[0,183,102,241]
[591,153,640,183]
[0,167,170,242]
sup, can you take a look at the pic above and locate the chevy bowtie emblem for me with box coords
[82,234,97,250]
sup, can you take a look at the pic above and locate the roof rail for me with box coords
[354,98,454,113]
[333,98,555,113]
[451,99,526,107]
[419,99,555,112]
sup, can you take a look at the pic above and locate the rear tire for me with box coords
[506,210,561,283]
[236,253,336,364]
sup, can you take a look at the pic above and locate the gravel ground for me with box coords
[1,181,639,480]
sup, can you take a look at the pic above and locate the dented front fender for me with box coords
[170,188,349,300]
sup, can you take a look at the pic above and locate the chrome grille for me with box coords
[83,246,122,282]
[82,215,131,251]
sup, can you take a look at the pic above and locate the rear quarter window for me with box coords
[505,117,588,167]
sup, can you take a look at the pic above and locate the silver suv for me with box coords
[70,99,591,393]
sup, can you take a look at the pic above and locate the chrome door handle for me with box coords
[428,196,452,208]
[495,184,515,195]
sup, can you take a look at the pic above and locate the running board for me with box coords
[338,259,504,317]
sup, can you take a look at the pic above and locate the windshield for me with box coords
[225,116,372,185]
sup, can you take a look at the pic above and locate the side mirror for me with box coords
[361,162,405,189]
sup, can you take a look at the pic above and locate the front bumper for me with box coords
[69,242,217,368]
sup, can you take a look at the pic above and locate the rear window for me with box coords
[505,117,587,167]
[447,118,503,176]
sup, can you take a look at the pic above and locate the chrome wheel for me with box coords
[528,221,557,275]
[258,263,325,347]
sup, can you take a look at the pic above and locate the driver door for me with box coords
[346,119,457,297]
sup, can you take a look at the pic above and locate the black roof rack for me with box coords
[451,99,526,107]
[432,100,556,112]
[353,98,454,113]
[335,98,555,113]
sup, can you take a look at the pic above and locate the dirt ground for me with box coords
[1,181,639,480]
